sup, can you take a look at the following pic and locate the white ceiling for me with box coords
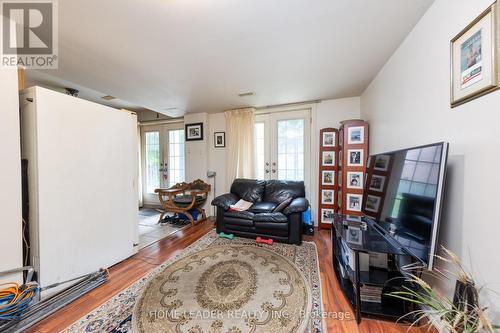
[26,0,434,116]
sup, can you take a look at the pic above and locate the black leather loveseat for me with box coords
[211,179,309,245]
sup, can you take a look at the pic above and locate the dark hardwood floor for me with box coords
[27,219,423,333]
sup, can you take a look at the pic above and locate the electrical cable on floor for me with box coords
[0,282,39,321]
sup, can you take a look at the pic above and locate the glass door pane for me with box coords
[167,129,185,187]
[276,119,305,181]
[255,122,266,180]
[144,131,160,193]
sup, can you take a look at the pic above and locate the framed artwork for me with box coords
[374,155,390,171]
[451,3,500,107]
[347,126,364,144]
[347,149,363,166]
[321,208,335,224]
[322,132,336,147]
[185,123,203,141]
[346,193,362,212]
[214,132,225,148]
[347,171,363,189]
[369,175,386,192]
[321,189,335,205]
[322,151,335,166]
[365,195,381,213]
[346,226,363,245]
[322,170,335,186]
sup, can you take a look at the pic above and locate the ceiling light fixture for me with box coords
[101,95,116,100]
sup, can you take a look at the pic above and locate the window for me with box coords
[277,119,304,181]
[145,131,160,193]
[168,129,185,187]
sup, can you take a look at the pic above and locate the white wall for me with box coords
[311,97,361,224]
[361,0,500,313]
[0,69,23,284]
[207,112,227,216]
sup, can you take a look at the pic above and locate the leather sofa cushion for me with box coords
[263,180,305,203]
[249,202,277,214]
[230,179,266,203]
[254,220,288,232]
[224,210,254,220]
[253,212,288,223]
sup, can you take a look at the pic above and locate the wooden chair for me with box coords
[154,179,211,226]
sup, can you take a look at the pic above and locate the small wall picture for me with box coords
[347,149,363,166]
[321,189,335,205]
[365,195,381,213]
[185,123,203,141]
[321,208,335,224]
[347,126,364,144]
[347,193,362,212]
[322,170,335,186]
[214,132,225,148]
[374,155,390,171]
[369,175,386,192]
[322,132,336,147]
[347,226,363,245]
[322,151,335,166]
[347,171,363,189]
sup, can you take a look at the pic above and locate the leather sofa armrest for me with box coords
[211,193,239,210]
[283,197,309,216]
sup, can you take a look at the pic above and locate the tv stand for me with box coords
[331,214,418,323]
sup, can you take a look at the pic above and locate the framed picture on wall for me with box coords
[374,155,390,171]
[321,208,335,224]
[451,3,500,107]
[347,126,364,144]
[346,193,362,212]
[365,195,381,213]
[347,171,363,189]
[322,151,335,166]
[369,175,386,192]
[322,131,336,147]
[321,189,335,205]
[322,170,335,185]
[214,132,225,147]
[347,149,363,166]
[185,123,203,141]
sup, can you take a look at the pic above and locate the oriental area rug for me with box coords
[62,231,323,333]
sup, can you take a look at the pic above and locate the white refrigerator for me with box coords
[20,86,139,296]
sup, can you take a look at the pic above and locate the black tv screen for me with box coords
[362,142,448,269]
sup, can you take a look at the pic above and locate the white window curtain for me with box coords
[225,108,256,187]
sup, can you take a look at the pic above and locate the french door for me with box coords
[255,109,311,194]
[141,123,185,206]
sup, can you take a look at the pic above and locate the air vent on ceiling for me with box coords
[238,92,255,97]
[101,95,116,100]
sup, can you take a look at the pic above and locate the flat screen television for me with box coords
[362,142,448,270]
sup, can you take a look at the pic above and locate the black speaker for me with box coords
[303,223,314,236]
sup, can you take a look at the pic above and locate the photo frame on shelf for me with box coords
[374,155,390,171]
[347,171,363,189]
[322,151,335,166]
[321,208,335,224]
[369,175,386,192]
[214,132,225,148]
[322,131,336,147]
[322,170,335,186]
[451,3,500,107]
[347,149,363,166]
[347,126,365,144]
[346,193,362,212]
[185,123,204,141]
[365,195,381,213]
[321,189,335,205]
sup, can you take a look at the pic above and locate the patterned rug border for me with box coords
[61,231,324,333]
